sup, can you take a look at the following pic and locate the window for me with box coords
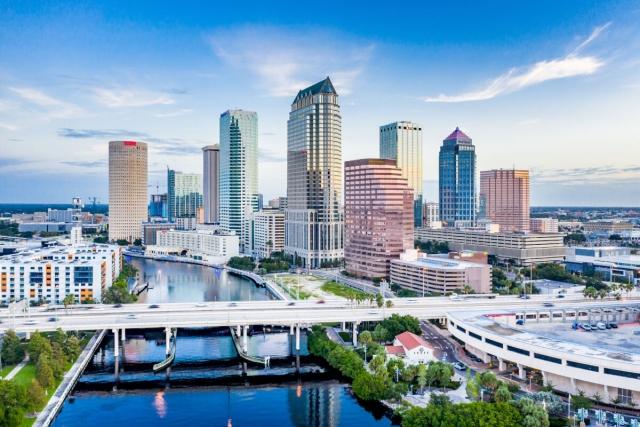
[456,325,466,333]
[507,345,530,356]
[618,388,633,405]
[567,360,599,372]
[534,353,561,364]
[485,338,503,348]
[604,368,640,380]
[469,331,481,340]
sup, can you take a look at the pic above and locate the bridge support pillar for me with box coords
[113,328,119,358]
[295,324,300,352]
[236,324,241,336]
[165,327,171,356]
[289,324,294,335]
[121,328,126,341]
[352,322,358,347]
[242,325,248,354]
[341,321,346,332]
[517,364,525,380]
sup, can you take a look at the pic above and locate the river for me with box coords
[51,258,393,426]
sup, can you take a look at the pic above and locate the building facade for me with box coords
[167,170,203,225]
[202,144,220,224]
[344,159,414,279]
[530,217,559,233]
[480,169,530,232]
[422,202,440,228]
[379,121,423,226]
[108,140,148,242]
[148,193,168,219]
[0,244,122,304]
[250,209,285,259]
[141,221,175,246]
[154,228,239,263]
[416,227,566,265]
[285,77,344,268]
[390,249,491,295]
[219,110,258,252]
[439,127,476,227]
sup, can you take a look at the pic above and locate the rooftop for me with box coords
[396,331,432,350]
[293,77,337,104]
[444,126,472,143]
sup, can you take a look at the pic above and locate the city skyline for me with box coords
[1,1,640,206]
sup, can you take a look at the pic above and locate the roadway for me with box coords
[1,292,639,334]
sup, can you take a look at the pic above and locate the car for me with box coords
[605,323,612,329]
[610,322,618,329]
[317,300,326,304]
[195,303,207,307]
[519,295,531,300]
[148,304,160,309]
[287,302,295,306]
[516,319,525,326]
[126,314,136,319]
[543,303,554,307]
[590,323,598,330]
[25,320,37,325]
[596,322,606,330]
[556,294,565,299]
[48,317,57,322]
[580,324,591,331]
[113,304,123,308]
[228,302,237,307]
[453,362,466,370]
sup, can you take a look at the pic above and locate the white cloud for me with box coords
[209,26,373,97]
[92,87,175,108]
[154,108,193,118]
[0,122,18,131]
[424,24,609,103]
[8,86,84,118]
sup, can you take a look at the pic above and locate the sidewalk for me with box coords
[1,355,28,380]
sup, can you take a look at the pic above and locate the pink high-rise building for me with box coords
[480,169,530,232]
[344,159,414,279]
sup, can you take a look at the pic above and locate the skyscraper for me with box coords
[379,121,423,226]
[480,169,530,232]
[219,109,258,250]
[202,144,220,224]
[285,77,344,268]
[167,169,203,224]
[344,159,414,279]
[108,140,148,242]
[439,127,477,227]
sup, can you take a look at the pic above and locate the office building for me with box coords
[439,127,476,227]
[582,221,634,235]
[344,159,414,279]
[141,221,175,246]
[530,217,559,233]
[268,197,288,210]
[202,144,220,224]
[0,244,122,304]
[422,202,440,228]
[390,249,491,295]
[153,227,239,264]
[148,193,168,219]
[250,209,285,259]
[285,77,344,268]
[167,170,203,225]
[47,208,81,223]
[219,110,259,251]
[18,222,73,234]
[379,121,423,226]
[480,169,530,233]
[108,140,148,242]
[565,246,640,285]
[416,227,566,265]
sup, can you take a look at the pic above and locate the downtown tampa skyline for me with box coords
[1,1,640,206]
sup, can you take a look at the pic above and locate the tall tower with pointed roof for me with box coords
[439,127,477,227]
[285,77,344,268]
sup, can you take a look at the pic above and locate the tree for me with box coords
[516,398,550,427]
[372,324,389,342]
[376,294,384,308]
[1,330,25,365]
[62,294,75,308]
[0,380,27,427]
[478,371,499,391]
[27,332,52,362]
[358,330,373,347]
[583,286,597,299]
[115,239,129,246]
[26,379,47,411]
[65,335,82,361]
[417,363,427,393]
[386,299,393,308]
[36,353,55,389]
[495,384,512,403]
[227,256,255,271]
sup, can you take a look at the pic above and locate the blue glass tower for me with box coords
[439,127,477,227]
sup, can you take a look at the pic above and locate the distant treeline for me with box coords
[0,203,109,215]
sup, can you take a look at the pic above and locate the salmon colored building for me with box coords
[480,169,530,233]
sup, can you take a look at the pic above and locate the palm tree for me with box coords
[583,287,597,299]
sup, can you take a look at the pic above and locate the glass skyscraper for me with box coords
[285,77,344,268]
[167,170,203,222]
[219,109,258,251]
[379,121,423,226]
[439,127,477,227]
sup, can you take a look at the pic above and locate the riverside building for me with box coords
[202,144,220,224]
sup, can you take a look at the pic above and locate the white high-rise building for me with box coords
[250,209,285,259]
[285,77,344,268]
[380,121,423,226]
[108,140,148,242]
[219,110,258,253]
[423,202,440,228]
[202,144,220,224]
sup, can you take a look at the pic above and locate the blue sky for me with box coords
[1,1,640,205]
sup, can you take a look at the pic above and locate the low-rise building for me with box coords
[416,227,566,266]
[582,221,634,235]
[0,244,122,304]
[18,222,74,234]
[153,227,239,264]
[249,209,285,259]
[385,331,434,365]
[390,249,491,295]
[565,246,640,285]
[141,222,175,246]
[530,218,559,233]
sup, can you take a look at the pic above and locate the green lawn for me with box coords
[12,363,36,387]
[282,284,313,300]
[321,281,370,300]
[0,364,16,377]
